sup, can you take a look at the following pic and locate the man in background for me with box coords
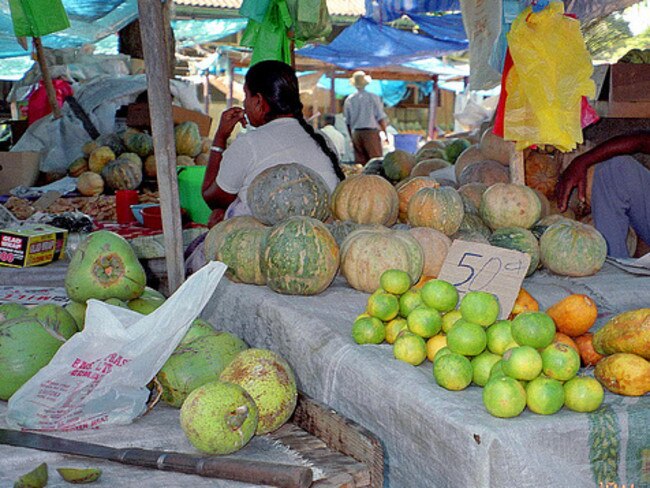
[343,71,388,165]
[320,114,347,161]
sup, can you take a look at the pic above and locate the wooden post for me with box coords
[33,37,61,119]
[509,150,525,184]
[329,72,336,114]
[137,0,185,292]
[203,71,210,115]
[226,60,234,109]
[427,75,438,140]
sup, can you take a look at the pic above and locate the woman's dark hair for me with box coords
[245,60,345,181]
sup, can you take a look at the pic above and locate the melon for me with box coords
[204,216,267,261]
[158,332,248,408]
[410,158,451,177]
[445,138,472,164]
[88,146,116,173]
[479,129,515,165]
[454,144,485,181]
[327,220,384,247]
[396,177,440,223]
[340,227,423,293]
[452,229,490,244]
[407,186,465,236]
[382,150,417,181]
[214,227,269,285]
[220,348,298,434]
[0,303,27,322]
[125,131,154,158]
[96,133,125,155]
[525,151,560,199]
[408,227,452,278]
[539,220,607,277]
[458,183,488,211]
[457,214,491,239]
[64,230,146,302]
[415,147,447,163]
[68,157,89,177]
[101,158,143,191]
[361,157,385,176]
[24,303,78,339]
[488,227,540,276]
[530,214,570,239]
[458,160,510,187]
[331,174,399,226]
[120,152,143,167]
[262,217,339,295]
[480,183,541,230]
[177,155,195,166]
[247,163,331,225]
[144,155,157,178]
[174,121,202,157]
[77,171,104,196]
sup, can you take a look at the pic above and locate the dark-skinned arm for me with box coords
[556,132,650,212]
[201,107,246,210]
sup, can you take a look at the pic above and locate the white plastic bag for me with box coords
[7,261,227,431]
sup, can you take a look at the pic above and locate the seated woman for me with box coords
[202,60,345,224]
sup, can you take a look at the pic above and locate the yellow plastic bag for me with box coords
[504,2,595,152]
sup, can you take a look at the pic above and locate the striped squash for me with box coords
[214,227,269,285]
[331,174,398,226]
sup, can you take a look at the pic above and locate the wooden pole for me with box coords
[329,72,336,114]
[509,150,525,185]
[137,0,185,292]
[33,37,61,119]
[227,59,234,109]
[203,71,210,115]
[427,75,438,140]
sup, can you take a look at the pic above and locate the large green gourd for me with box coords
[382,150,416,181]
[262,217,339,295]
[101,158,143,191]
[174,121,202,157]
[214,227,269,285]
[247,163,331,225]
[204,216,267,261]
[125,132,154,158]
[488,227,540,276]
[539,220,606,277]
[406,186,465,236]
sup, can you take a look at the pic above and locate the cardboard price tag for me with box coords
[437,240,531,319]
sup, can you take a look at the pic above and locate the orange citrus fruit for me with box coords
[393,333,427,366]
[459,291,500,327]
[502,346,542,381]
[563,376,604,412]
[482,377,527,418]
[433,353,473,391]
[546,294,598,337]
[446,320,487,356]
[366,292,399,321]
[352,317,385,344]
[380,269,412,295]
[407,307,442,338]
[420,280,458,313]
[426,334,448,362]
[511,312,556,349]
[526,376,565,415]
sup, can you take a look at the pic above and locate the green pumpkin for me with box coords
[247,163,331,225]
[407,186,465,236]
[214,227,269,285]
[480,183,541,230]
[125,131,154,158]
[204,216,267,261]
[262,216,339,295]
[101,158,143,191]
[382,150,417,181]
[458,213,491,239]
[488,227,540,276]
[174,121,202,157]
[539,220,607,277]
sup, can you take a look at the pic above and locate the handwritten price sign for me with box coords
[438,240,531,319]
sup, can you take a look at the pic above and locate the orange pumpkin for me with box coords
[574,332,605,366]
[396,177,440,223]
[546,294,598,337]
[524,150,560,199]
[408,227,451,278]
[330,174,399,226]
[407,186,464,236]
[509,287,539,318]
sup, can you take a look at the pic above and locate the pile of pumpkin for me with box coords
[69,121,211,196]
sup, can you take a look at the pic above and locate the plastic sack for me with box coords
[27,78,73,125]
[503,2,596,152]
[7,261,227,431]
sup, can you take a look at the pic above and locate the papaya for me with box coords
[594,353,650,396]
[593,308,650,360]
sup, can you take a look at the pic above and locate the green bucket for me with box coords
[177,166,212,225]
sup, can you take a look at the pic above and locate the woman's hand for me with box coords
[214,107,246,147]
[555,156,589,212]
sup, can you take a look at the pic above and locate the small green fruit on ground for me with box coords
[541,342,581,381]
[434,353,473,391]
[459,291,500,327]
[511,312,555,349]
[420,279,458,312]
[486,320,518,355]
[407,307,442,338]
[399,289,423,317]
[502,346,542,381]
[563,376,605,412]
[380,269,411,295]
[366,292,399,321]
[471,351,502,387]
[526,376,565,415]
[352,316,385,344]
[393,333,427,366]
[446,320,487,356]
[483,377,527,418]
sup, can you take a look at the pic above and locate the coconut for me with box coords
[0,303,28,322]
[0,316,66,400]
[158,332,248,408]
[64,230,146,302]
[180,381,258,454]
[179,318,217,346]
[25,303,78,339]
[220,348,298,435]
[64,301,87,331]
[127,295,165,314]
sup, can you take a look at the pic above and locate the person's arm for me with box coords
[202,107,246,210]
[556,132,650,212]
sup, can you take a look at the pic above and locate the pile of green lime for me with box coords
[351,271,604,418]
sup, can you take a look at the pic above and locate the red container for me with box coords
[116,190,139,224]
[141,205,162,230]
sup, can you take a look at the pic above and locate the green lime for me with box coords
[393,333,427,366]
[351,317,385,344]
[420,279,459,312]
[406,307,442,338]
[459,291,500,327]
[366,292,399,321]
[380,269,412,295]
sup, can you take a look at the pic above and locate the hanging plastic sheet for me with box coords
[240,0,292,65]
[501,2,596,152]
[286,0,331,44]
[8,0,69,37]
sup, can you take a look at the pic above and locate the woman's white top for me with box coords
[216,117,339,218]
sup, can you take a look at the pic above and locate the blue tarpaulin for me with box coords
[172,18,248,48]
[409,13,467,44]
[297,17,466,70]
[364,0,460,22]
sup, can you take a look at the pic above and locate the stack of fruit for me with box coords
[351,270,607,418]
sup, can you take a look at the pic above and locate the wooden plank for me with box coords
[291,393,384,488]
[509,150,525,185]
[137,0,185,293]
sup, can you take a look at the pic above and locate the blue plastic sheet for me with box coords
[408,13,468,43]
[172,18,247,48]
[364,0,460,22]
